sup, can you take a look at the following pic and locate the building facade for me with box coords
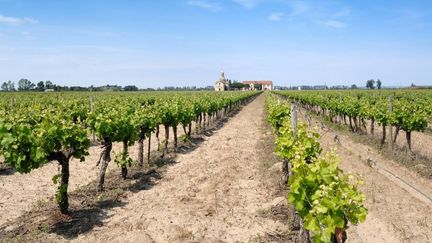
[215,71,230,91]
[242,81,273,91]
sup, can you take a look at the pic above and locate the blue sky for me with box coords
[0,0,431,88]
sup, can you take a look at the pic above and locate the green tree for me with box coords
[123,85,139,91]
[366,79,375,89]
[37,81,45,91]
[1,82,8,91]
[377,79,382,89]
[45,80,54,89]
[18,79,35,91]
[230,82,246,90]
[7,80,15,91]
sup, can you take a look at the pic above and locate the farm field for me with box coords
[296,105,432,242]
[2,1,432,242]
[1,90,432,242]
[267,91,432,242]
[275,89,432,177]
[1,91,295,242]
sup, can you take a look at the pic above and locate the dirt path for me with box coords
[29,94,285,242]
[299,109,432,243]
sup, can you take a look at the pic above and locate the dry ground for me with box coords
[363,119,432,160]
[329,116,432,178]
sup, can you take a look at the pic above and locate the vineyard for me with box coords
[1,90,432,242]
[0,91,259,214]
[271,89,432,242]
[274,90,432,156]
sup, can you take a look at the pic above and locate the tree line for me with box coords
[1,79,232,92]
[1,79,57,92]
[1,79,143,92]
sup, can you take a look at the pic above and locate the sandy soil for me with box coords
[299,109,432,243]
[333,116,432,160]
[47,94,288,242]
[0,118,190,226]
[0,145,114,226]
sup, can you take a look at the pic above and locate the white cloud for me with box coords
[187,0,222,12]
[268,12,284,21]
[320,20,347,28]
[232,0,259,9]
[0,14,38,25]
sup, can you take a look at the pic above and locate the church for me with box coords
[214,71,230,91]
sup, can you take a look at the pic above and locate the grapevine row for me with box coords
[274,90,432,153]
[0,91,260,213]
[265,94,367,243]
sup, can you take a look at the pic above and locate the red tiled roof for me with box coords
[242,81,273,85]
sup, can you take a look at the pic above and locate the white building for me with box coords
[242,81,273,91]
[215,71,230,91]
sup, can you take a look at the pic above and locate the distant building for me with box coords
[44,89,54,92]
[215,71,230,91]
[313,85,328,90]
[242,81,273,91]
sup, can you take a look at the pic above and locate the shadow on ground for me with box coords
[0,103,252,242]
[50,199,126,239]
[0,166,15,176]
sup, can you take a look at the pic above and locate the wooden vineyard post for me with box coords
[291,103,311,242]
[10,96,14,113]
[339,95,342,124]
[281,102,295,184]
[90,96,95,142]
[291,103,298,141]
[292,103,305,241]
[147,133,151,164]
[389,96,393,149]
